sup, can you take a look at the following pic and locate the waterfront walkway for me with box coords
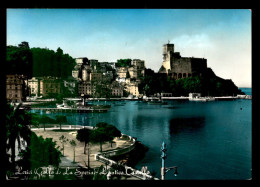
[31,126,144,180]
[32,126,133,168]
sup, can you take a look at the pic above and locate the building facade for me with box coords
[40,77,62,97]
[78,81,93,96]
[27,77,39,96]
[125,80,139,97]
[111,81,124,97]
[116,67,128,79]
[6,74,27,102]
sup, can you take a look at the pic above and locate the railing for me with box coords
[94,134,159,180]
[97,134,136,157]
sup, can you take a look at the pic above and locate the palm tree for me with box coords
[59,135,69,156]
[6,103,31,171]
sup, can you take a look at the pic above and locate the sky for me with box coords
[6,9,251,87]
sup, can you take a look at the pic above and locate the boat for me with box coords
[56,103,66,109]
[45,110,51,114]
[56,101,111,112]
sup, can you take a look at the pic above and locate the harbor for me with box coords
[39,97,250,180]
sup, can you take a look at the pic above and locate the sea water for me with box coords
[37,88,252,180]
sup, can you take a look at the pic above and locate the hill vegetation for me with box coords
[6,42,76,78]
[139,69,244,97]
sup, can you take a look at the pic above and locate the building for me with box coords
[90,72,102,82]
[73,57,145,98]
[89,59,99,70]
[6,74,27,102]
[63,76,77,95]
[116,67,128,79]
[128,67,138,79]
[72,57,91,81]
[27,77,39,96]
[111,81,124,97]
[40,77,62,97]
[78,81,92,96]
[132,59,145,78]
[125,81,139,97]
[133,59,145,69]
[158,43,207,79]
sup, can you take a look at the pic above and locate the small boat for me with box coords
[56,103,66,109]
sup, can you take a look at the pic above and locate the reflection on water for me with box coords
[169,117,205,134]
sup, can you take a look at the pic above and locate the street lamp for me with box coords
[161,141,178,180]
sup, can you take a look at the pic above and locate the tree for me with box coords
[6,103,31,171]
[90,127,106,152]
[39,115,56,131]
[76,128,91,167]
[55,115,67,130]
[69,140,77,163]
[90,122,121,152]
[76,128,91,154]
[28,113,40,128]
[30,47,76,78]
[18,132,62,179]
[59,135,69,156]
[6,42,33,78]
[96,122,121,148]
[116,59,132,67]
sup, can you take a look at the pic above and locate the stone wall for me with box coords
[171,57,192,74]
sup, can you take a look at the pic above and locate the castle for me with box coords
[158,42,210,79]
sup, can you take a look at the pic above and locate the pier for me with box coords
[29,107,109,113]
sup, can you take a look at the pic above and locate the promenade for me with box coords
[31,125,142,180]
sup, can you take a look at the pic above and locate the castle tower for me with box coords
[163,43,174,61]
[162,43,174,72]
